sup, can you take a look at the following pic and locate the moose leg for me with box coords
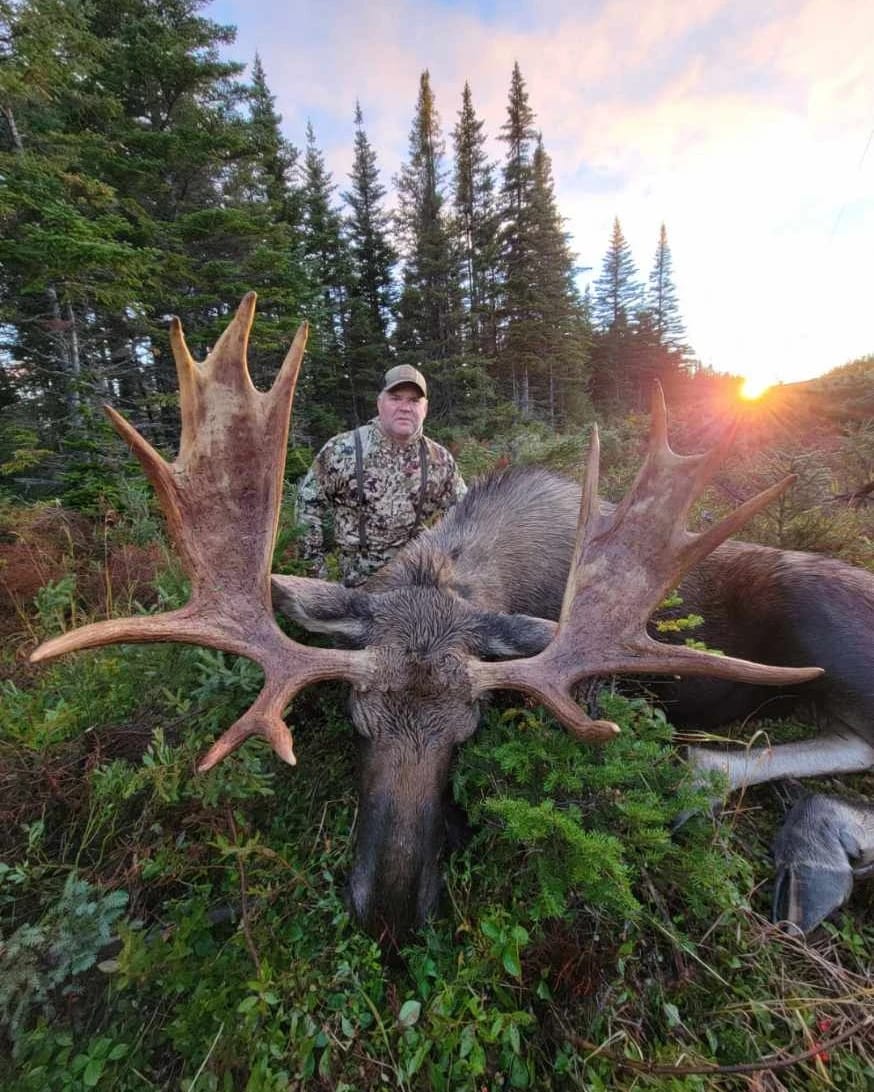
[772,794,874,932]
[686,732,874,793]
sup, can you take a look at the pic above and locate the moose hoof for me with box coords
[771,794,861,933]
[772,862,854,934]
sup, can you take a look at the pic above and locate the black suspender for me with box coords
[412,436,429,534]
[353,428,430,551]
[353,427,368,551]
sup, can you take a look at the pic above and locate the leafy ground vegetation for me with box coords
[2,398,874,1091]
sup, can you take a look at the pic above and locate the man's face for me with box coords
[377,384,428,443]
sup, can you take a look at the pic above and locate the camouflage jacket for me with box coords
[296,420,467,585]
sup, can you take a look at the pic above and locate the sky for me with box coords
[209,0,874,390]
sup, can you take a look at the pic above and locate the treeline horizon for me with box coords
[3,0,713,502]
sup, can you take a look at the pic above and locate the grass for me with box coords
[1,498,872,1090]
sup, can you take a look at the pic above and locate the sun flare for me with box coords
[739,375,773,400]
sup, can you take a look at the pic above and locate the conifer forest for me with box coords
[1,2,872,1089]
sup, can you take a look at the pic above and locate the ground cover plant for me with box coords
[1,427,873,1091]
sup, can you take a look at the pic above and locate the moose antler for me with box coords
[31,294,373,770]
[470,385,824,741]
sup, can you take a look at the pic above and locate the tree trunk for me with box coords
[1,103,24,154]
[46,286,82,428]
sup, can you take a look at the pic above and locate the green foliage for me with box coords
[57,423,144,514]
[714,442,874,569]
[449,418,593,482]
[457,696,732,928]
[0,425,52,478]
[12,1029,130,1092]
[654,591,709,653]
[502,423,589,475]
[3,615,872,1088]
[483,796,639,920]
[32,574,78,636]
[0,872,127,1037]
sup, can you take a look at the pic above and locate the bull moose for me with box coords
[31,296,874,940]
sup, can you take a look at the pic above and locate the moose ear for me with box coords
[471,612,556,659]
[271,575,373,644]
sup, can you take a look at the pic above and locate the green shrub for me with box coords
[0,873,127,1038]
[3,480,873,1088]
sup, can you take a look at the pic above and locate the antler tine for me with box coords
[559,423,602,624]
[169,313,197,447]
[648,381,740,480]
[31,297,373,768]
[648,380,670,452]
[471,387,823,740]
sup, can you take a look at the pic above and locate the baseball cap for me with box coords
[382,364,427,398]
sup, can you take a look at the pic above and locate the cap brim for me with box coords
[383,381,426,396]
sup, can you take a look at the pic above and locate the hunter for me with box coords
[296,365,467,585]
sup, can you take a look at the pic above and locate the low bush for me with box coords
[2,420,872,1089]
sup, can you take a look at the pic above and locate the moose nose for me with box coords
[348,851,442,942]
[347,788,445,940]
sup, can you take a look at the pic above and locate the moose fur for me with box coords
[275,466,874,938]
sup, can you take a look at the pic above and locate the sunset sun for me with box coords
[739,374,774,400]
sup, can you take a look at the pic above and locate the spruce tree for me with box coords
[299,122,352,440]
[629,223,689,404]
[394,70,461,363]
[243,54,300,217]
[497,63,539,415]
[1,0,313,476]
[590,218,644,409]
[452,82,499,358]
[217,55,308,391]
[500,63,537,223]
[0,0,159,442]
[496,65,588,422]
[85,0,244,223]
[75,0,285,441]
[647,223,687,352]
[527,138,590,425]
[592,217,642,329]
[343,102,395,422]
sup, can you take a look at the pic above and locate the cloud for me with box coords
[211,0,874,380]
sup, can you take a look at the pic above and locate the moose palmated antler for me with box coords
[470,384,824,741]
[31,294,373,770]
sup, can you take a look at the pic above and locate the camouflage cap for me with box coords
[382,364,427,398]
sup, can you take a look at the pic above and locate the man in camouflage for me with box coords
[297,365,467,586]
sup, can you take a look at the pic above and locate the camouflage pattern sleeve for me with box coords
[426,440,466,515]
